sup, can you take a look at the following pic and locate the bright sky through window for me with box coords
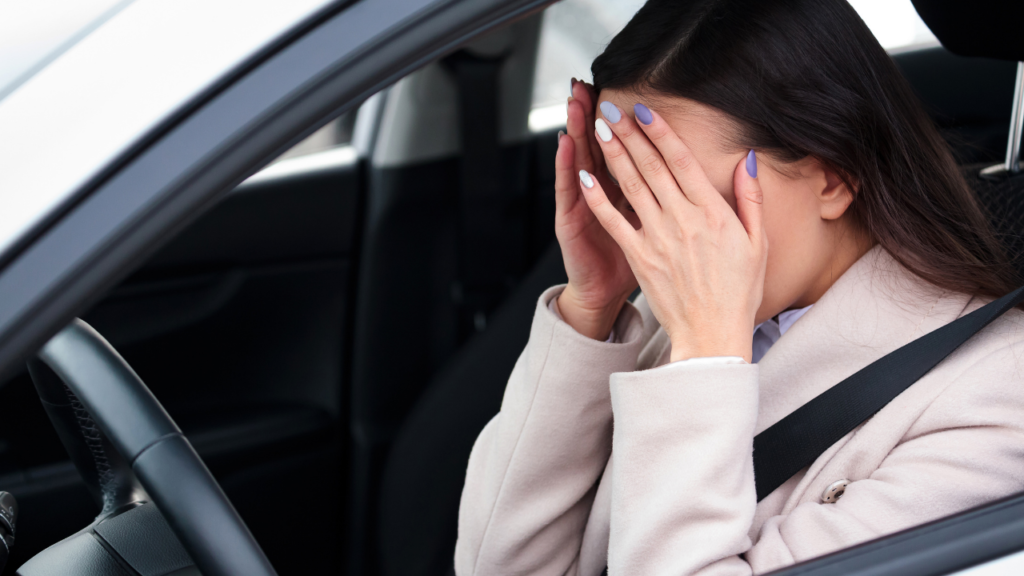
[530,0,939,132]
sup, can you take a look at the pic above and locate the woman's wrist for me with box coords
[669,330,753,364]
[556,284,628,341]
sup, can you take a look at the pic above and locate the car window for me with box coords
[848,0,938,52]
[273,108,358,162]
[274,0,943,159]
[529,0,646,131]
[529,0,939,132]
[0,0,336,264]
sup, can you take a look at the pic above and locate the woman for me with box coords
[455,0,1024,574]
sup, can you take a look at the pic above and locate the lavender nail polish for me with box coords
[746,149,758,178]
[634,103,653,125]
[599,101,621,123]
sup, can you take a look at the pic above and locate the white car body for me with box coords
[0,0,332,259]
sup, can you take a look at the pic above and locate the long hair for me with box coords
[592,0,1019,300]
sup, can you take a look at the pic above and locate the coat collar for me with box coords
[753,246,972,434]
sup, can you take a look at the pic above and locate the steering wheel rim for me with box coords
[34,318,277,576]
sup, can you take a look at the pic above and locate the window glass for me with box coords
[529,0,939,132]
[274,109,358,162]
[849,0,938,51]
[530,0,646,130]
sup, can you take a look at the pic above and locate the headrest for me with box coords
[911,0,1024,61]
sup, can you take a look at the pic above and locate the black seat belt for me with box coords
[753,284,1024,501]
[599,285,1024,576]
[444,50,523,342]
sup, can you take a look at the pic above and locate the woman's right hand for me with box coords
[554,80,639,340]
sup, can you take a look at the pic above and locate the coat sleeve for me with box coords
[455,285,647,576]
[607,342,1024,576]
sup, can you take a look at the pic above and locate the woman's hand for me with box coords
[554,81,639,340]
[580,103,767,362]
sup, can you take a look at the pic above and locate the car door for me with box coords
[0,110,366,572]
[0,0,555,573]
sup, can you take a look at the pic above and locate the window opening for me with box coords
[529,0,939,133]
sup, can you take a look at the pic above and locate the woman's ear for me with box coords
[817,163,856,221]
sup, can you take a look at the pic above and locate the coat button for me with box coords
[821,479,850,503]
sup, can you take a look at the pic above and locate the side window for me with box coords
[528,0,938,134]
[273,107,358,161]
[530,0,645,133]
[848,0,937,51]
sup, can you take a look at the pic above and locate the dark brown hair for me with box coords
[592,0,1019,299]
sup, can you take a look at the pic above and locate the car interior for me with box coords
[0,0,1022,574]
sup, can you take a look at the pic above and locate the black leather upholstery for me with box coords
[17,502,198,576]
[891,48,1017,165]
[16,533,132,576]
[27,360,147,517]
[93,503,193,576]
[963,164,1024,277]
[351,133,556,573]
[911,1,1024,61]
[26,320,273,576]
[377,242,566,576]
[16,503,198,576]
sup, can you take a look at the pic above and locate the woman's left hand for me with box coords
[580,103,768,363]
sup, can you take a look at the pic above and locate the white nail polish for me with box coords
[579,170,594,189]
[595,118,613,143]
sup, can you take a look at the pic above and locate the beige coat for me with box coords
[455,247,1024,576]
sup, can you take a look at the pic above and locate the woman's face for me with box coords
[597,89,868,322]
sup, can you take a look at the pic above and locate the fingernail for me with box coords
[599,101,621,123]
[570,78,576,95]
[746,149,758,178]
[595,118,613,142]
[634,103,653,125]
[558,130,565,140]
[579,170,595,188]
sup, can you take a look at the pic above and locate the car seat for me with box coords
[376,241,566,576]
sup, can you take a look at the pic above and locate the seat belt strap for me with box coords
[445,50,516,340]
[753,284,1024,501]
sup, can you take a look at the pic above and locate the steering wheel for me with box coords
[21,319,277,576]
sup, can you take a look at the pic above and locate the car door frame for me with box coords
[766,491,1024,575]
[0,0,554,378]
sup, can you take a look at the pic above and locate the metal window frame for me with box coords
[0,0,553,377]
[768,491,1024,576]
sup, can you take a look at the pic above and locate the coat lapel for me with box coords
[753,246,960,435]
[748,247,977,527]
